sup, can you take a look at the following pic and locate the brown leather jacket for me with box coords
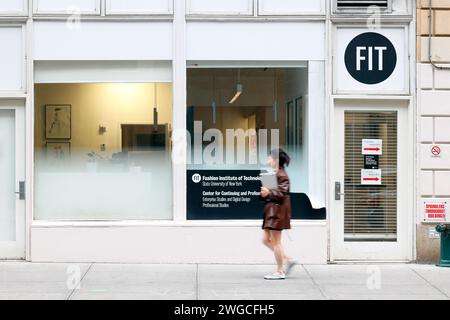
[261,168,292,230]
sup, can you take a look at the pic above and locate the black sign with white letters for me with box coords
[364,155,379,169]
[345,32,397,85]
[186,170,326,220]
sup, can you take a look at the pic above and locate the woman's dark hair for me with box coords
[270,148,290,168]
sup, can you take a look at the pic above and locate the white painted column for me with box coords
[172,0,187,221]
[308,61,326,208]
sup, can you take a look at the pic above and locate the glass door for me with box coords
[0,105,25,259]
[330,103,411,261]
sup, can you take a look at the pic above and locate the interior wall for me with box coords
[187,69,292,145]
[34,83,173,157]
[285,68,309,193]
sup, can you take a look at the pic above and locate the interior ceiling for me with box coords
[187,68,286,79]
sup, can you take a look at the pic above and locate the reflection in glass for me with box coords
[187,68,308,194]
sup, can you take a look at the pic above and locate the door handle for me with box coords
[15,181,25,200]
[335,181,345,201]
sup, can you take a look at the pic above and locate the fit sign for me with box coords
[334,28,407,93]
[345,33,397,85]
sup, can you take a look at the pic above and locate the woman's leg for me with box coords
[269,230,285,273]
[262,230,273,250]
[263,229,291,262]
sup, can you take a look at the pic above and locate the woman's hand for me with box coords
[260,187,270,198]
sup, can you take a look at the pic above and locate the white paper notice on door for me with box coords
[361,169,382,185]
[362,139,382,155]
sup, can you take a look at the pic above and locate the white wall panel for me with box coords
[420,91,450,116]
[187,22,325,61]
[187,0,253,15]
[31,223,328,264]
[421,144,450,170]
[33,0,100,14]
[0,0,27,15]
[106,0,173,15]
[34,21,173,60]
[0,26,24,91]
[258,0,324,15]
[34,61,172,83]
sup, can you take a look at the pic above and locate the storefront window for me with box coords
[186,67,323,220]
[34,83,173,220]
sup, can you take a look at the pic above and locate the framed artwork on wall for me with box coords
[45,104,71,139]
[46,141,71,161]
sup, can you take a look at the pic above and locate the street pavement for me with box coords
[0,262,449,300]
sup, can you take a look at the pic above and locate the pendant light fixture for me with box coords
[229,69,243,104]
[272,70,278,123]
[153,83,159,132]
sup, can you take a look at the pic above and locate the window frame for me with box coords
[105,0,174,16]
[33,0,101,16]
[0,0,28,17]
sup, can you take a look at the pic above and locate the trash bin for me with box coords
[435,224,450,267]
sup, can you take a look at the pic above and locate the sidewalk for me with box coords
[0,262,449,300]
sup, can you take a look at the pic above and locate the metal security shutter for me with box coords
[344,111,397,241]
[336,0,389,9]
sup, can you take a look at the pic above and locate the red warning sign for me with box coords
[431,145,441,157]
[423,200,447,222]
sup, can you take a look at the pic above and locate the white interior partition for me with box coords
[0,26,25,92]
[33,21,173,60]
[34,61,173,83]
[186,0,253,15]
[308,61,326,208]
[33,0,100,15]
[106,0,173,15]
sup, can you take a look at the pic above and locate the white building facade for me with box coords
[0,0,418,264]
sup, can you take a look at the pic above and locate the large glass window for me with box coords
[186,67,324,220]
[34,83,173,220]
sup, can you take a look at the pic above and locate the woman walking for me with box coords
[260,149,297,280]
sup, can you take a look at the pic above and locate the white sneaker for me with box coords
[264,272,286,280]
[285,259,298,276]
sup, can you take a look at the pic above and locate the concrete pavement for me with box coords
[0,262,449,300]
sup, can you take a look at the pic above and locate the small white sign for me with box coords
[423,199,447,223]
[428,227,441,239]
[362,139,383,155]
[361,169,382,185]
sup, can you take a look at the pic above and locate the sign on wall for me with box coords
[361,169,382,185]
[334,27,407,94]
[362,139,382,155]
[187,170,326,220]
[423,199,448,223]
[431,145,442,158]
[345,32,397,85]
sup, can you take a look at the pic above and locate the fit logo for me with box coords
[356,46,387,71]
[345,32,397,85]
[192,174,202,184]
